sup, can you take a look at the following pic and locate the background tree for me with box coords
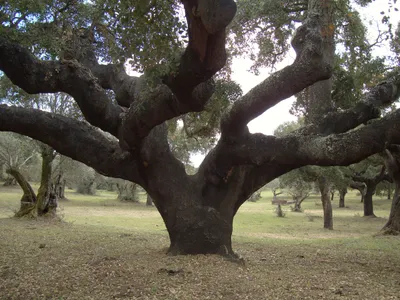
[350,156,391,216]
[0,132,46,217]
[1,0,400,255]
[265,178,281,197]
[279,170,312,212]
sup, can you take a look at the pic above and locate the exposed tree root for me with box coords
[379,228,400,236]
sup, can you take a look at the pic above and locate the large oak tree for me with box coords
[1,0,400,255]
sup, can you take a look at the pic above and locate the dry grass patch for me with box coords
[1,186,400,299]
[1,218,400,299]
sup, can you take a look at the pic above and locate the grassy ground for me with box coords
[0,185,400,299]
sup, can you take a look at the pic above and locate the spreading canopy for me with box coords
[0,0,400,199]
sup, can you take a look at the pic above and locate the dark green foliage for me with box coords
[0,0,185,73]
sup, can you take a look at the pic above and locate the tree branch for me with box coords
[0,36,123,137]
[220,12,333,137]
[0,105,143,185]
[163,0,237,97]
[298,71,400,135]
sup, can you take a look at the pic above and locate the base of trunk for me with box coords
[380,227,400,235]
[14,202,37,218]
[165,206,234,256]
[364,214,376,218]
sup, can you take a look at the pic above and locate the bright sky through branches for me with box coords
[191,1,400,167]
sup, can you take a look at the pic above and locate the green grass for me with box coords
[0,184,399,299]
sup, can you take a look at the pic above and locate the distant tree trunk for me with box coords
[117,182,138,202]
[339,188,347,208]
[352,166,388,217]
[7,168,37,217]
[146,193,153,206]
[248,191,261,202]
[77,178,96,195]
[292,194,309,212]
[272,189,283,197]
[293,200,302,212]
[363,185,376,217]
[36,146,57,216]
[3,176,17,186]
[318,177,333,230]
[350,181,366,203]
[52,173,66,200]
[330,190,335,201]
[388,183,392,200]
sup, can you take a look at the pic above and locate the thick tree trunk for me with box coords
[165,205,234,256]
[383,188,400,234]
[382,149,400,234]
[318,177,333,230]
[363,186,376,217]
[7,168,37,217]
[36,146,57,216]
[145,158,244,256]
[339,188,347,208]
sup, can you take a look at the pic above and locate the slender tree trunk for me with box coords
[388,183,392,200]
[318,177,333,230]
[146,193,153,206]
[36,146,56,216]
[53,173,66,200]
[363,185,376,217]
[330,190,335,201]
[7,168,37,217]
[339,188,347,208]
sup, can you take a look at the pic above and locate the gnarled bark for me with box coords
[36,145,56,216]
[7,168,37,218]
[1,0,400,255]
[382,148,400,234]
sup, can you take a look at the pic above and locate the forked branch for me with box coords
[0,36,123,137]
